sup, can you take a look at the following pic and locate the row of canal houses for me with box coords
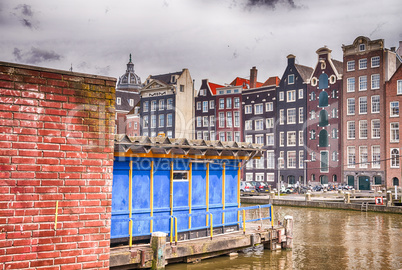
[116,36,402,190]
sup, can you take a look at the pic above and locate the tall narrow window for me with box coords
[347,98,355,115]
[359,96,367,114]
[391,148,400,168]
[371,95,380,113]
[347,121,355,139]
[319,91,329,107]
[347,146,356,168]
[347,78,355,92]
[320,151,329,172]
[359,146,368,168]
[359,120,367,139]
[319,129,328,147]
[319,110,328,127]
[371,120,380,138]
[390,122,399,142]
[319,73,329,89]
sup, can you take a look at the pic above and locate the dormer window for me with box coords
[116,97,121,105]
[288,74,295,85]
[129,99,134,106]
[359,44,366,51]
[171,75,176,83]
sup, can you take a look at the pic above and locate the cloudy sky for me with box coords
[0,0,401,88]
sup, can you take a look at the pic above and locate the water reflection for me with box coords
[167,206,402,270]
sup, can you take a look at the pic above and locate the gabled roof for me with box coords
[208,82,224,95]
[150,71,183,85]
[230,77,264,89]
[262,76,280,86]
[332,59,343,74]
[294,64,314,82]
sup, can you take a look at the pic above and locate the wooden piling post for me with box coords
[283,216,293,249]
[386,191,393,206]
[151,232,167,270]
[344,192,350,204]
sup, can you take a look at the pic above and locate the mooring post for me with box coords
[344,192,350,204]
[283,216,293,249]
[386,191,393,206]
[151,232,167,270]
[305,192,311,201]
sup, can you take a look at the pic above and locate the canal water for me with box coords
[167,206,402,270]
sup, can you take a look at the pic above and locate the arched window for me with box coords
[332,151,338,161]
[319,73,329,89]
[332,174,337,182]
[391,149,400,168]
[332,128,338,139]
[288,175,296,185]
[393,177,399,186]
[319,129,328,147]
[319,91,329,107]
[311,110,316,120]
[320,175,328,184]
[319,110,328,127]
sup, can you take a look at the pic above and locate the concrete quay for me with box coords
[242,192,402,214]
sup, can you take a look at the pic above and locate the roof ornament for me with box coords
[129,53,132,63]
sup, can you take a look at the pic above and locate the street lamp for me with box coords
[304,160,311,187]
[278,157,284,197]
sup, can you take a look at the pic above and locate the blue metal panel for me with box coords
[132,171,150,211]
[173,181,188,208]
[209,170,222,206]
[111,163,130,239]
[225,170,238,205]
[192,171,206,207]
[153,171,170,209]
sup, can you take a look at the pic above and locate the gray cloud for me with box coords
[13,47,62,64]
[245,0,298,9]
[13,4,38,29]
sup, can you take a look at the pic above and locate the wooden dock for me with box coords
[110,217,293,269]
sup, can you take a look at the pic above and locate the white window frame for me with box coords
[226,112,232,128]
[267,151,275,169]
[266,133,274,146]
[167,114,172,127]
[359,146,368,168]
[234,131,240,142]
[299,107,304,123]
[255,119,263,131]
[359,120,368,139]
[266,118,274,129]
[347,60,355,71]
[287,108,296,124]
[226,98,232,109]
[234,97,240,108]
[245,120,252,130]
[151,100,157,111]
[287,131,296,146]
[371,74,380,90]
[391,148,400,168]
[245,105,252,114]
[347,98,355,115]
[347,121,355,139]
[267,173,275,182]
[129,99,134,106]
[279,132,285,147]
[279,109,285,125]
[298,89,304,99]
[390,101,399,117]
[347,77,355,92]
[390,122,399,143]
[116,97,121,105]
[359,58,367,70]
[167,99,173,110]
[287,90,296,102]
[299,130,304,146]
[372,145,381,168]
[202,101,208,112]
[397,80,402,95]
[234,111,240,127]
[210,100,215,109]
[159,114,165,127]
[359,76,367,91]
[359,96,367,114]
[299,151,304,169]
[196,116,202,128]
[159,99,164,110]
[347,146,356,168]
[279,92,284,101]
[371,119,380,139]
[210,115,215,127]
[203,116,209,127]
[254,103,263,114]
[219,112,225,128]
[265,102,273,112]
[255,134,264,144]
[288,74,295,85]
[320,150,329,173]
[371,56,380,68]
[371,95,380,113]
[287,151,296,169]
[219,98,224,109]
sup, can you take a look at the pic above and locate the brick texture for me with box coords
[0,61,116,269]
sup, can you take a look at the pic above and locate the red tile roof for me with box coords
[230,77,263,89]
[262,76,281,86]
[208,82,224,95]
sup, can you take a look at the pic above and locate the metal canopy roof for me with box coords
[114,135,264,159]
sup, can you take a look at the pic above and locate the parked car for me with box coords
[240,181,256,195]
[250,181,270,193]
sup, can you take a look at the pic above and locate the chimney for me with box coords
[287,54,296,65]
[250,66,257,89]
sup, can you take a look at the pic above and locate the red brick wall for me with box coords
[0,61,116,270]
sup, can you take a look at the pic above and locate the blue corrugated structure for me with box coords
[111,136,264,244]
